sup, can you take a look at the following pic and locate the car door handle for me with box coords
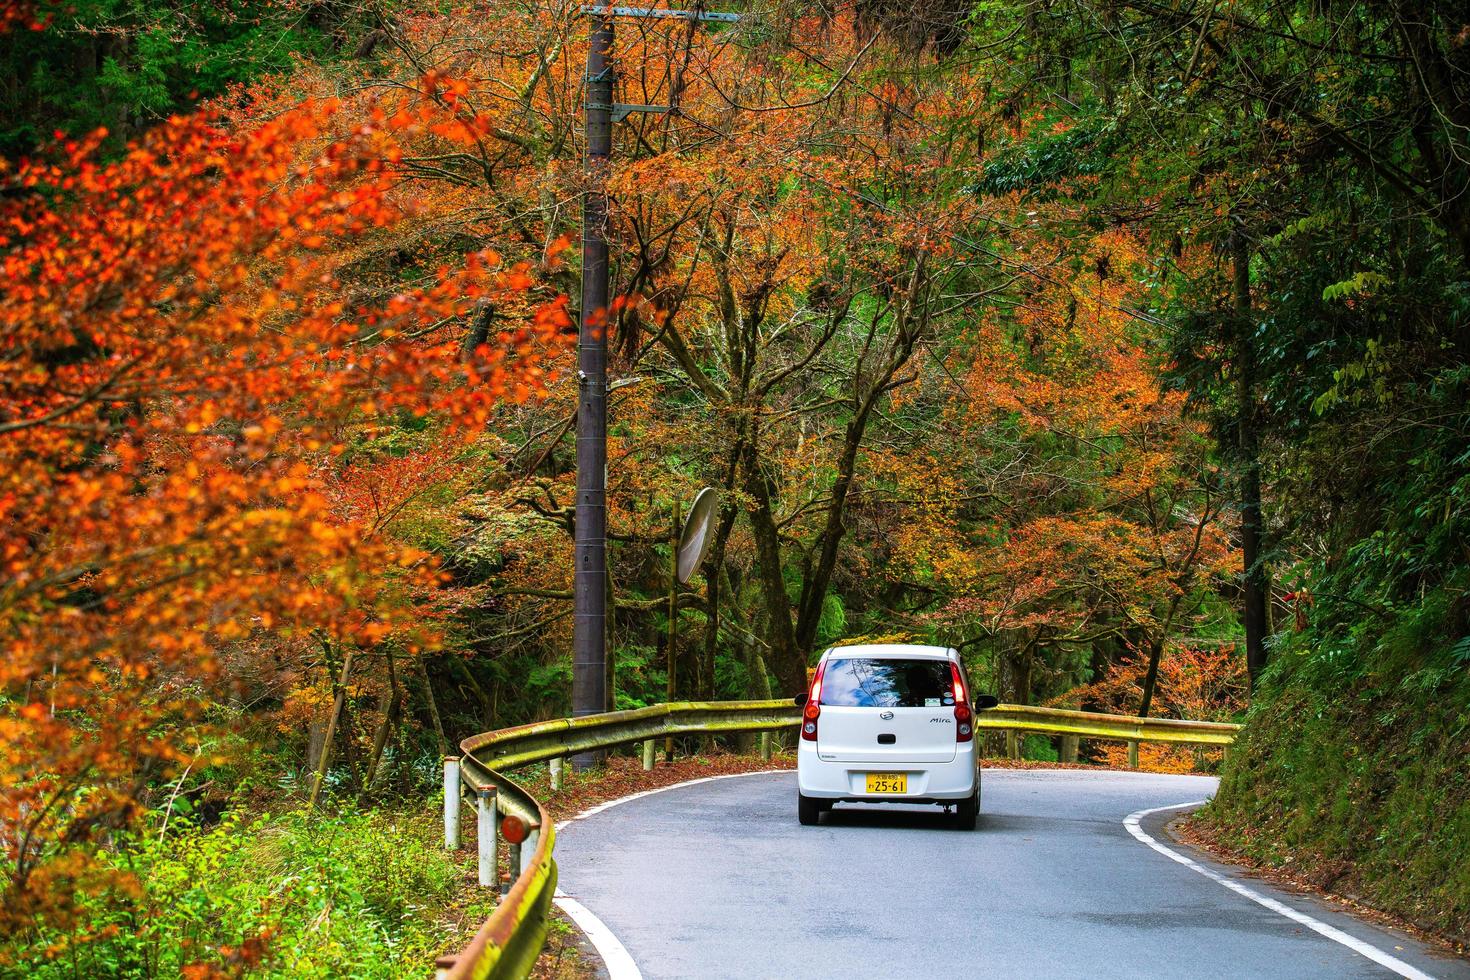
[877,733,896,745]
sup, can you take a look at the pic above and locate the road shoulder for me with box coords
[1148,806,1470,979]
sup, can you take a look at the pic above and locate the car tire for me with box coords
[955,789,979,830]
[798,793,822,826]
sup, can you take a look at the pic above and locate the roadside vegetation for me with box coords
[6,802,493,979]
[1207,638,1470,943]
[2,0,1467,969]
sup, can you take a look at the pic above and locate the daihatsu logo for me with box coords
[879,711,894,720]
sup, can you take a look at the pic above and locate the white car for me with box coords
[795,643,998,829]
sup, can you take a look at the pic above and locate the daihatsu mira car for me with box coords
[795,643,998,829]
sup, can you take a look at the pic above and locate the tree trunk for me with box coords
[1234,232,1271,689]
[1005,634,1037,705]
[308,645,355,808]
[449,655,494,729]
[305,717,327,779]
[417,657,448,758]
[698,484,740,701]
[1139,592,1187,718]
[1391,0,1470,267]
[1138,635,1165,718]
[666,506,681,703]
[794,410,870,652]
[361,652,402,800]
[742,439,804,695]
[747,635,773,700]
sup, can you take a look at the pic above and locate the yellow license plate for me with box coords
[865,773,907,794]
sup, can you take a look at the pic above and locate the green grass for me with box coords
[3,804,492,979]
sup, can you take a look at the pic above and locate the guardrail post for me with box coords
[1005,730,1019,760]
[759,731,771,762]
[521,828,538,875]
[443,757,461,850]
[503,841,520,897]
[549,757,563,791]
[1127,740,1140,769]
[477,788,497,888]
[1060,735,1078,764]
[642,738,655,771]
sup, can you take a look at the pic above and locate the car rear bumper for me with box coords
[797,741,978,801]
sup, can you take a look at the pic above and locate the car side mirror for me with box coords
[794,692,808,707]
[973,694,999,710]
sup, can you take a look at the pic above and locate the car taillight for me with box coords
[951,661,973,742]
[801,662,826,741]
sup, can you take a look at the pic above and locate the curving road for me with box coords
[552,769,1470,980]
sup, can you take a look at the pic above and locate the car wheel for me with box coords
[955,789,979,831]
[798,793,821,826]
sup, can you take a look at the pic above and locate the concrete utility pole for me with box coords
[569,5,739,773]
[571,7,614,771]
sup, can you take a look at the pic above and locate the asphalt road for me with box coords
[552,768,1470,980]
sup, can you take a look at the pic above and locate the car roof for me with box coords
[820,643,955,660]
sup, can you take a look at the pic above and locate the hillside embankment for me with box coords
[1204,647,1470,948]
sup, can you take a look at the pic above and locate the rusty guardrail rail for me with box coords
[433,699,1239,979]
[978,704,1238,745]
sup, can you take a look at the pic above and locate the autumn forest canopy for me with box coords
[2,0,1469,971]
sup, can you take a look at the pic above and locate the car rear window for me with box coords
[819,658,956,708]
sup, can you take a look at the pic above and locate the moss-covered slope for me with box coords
[1205,639,1470,943]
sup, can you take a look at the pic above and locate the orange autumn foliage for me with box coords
[935,229,1233,647]
[0,86,570,934]
[1050,645,1247,772]
[0,1,49,32]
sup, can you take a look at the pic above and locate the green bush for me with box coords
[3,805,489,978]
[1022,734,1059,763]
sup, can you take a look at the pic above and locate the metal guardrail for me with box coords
[433,700,1239,978]
[434,751,557,980]
[433,701,795,980]
[461,699,799,768]
[977,704,1239,745]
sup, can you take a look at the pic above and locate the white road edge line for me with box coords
[1124,801,1437,980]
[553,893,642,980]
[551,768,791,980]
